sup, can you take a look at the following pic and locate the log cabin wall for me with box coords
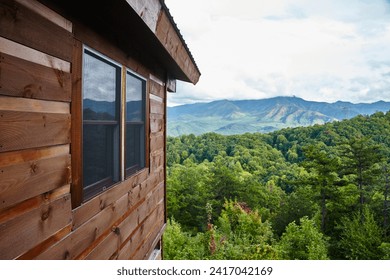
[0,0,199,260]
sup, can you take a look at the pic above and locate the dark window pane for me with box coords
[82,49,121,199]
[126,123,145,173]
[126,73,144,122]
[83,51,120,121]
[83,124,119,193]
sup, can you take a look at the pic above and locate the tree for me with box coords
[163,219,208,260]
[302,142,342,232]
[167,161,213,231]
[277,216,329,260]
[212,200,277,260]
[340,136,383,220]
[336,207,383,260]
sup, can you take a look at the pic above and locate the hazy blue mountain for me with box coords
[83,99,143,120]
[168,96,390,136]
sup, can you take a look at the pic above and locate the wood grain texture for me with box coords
[0,111,70,153]
[0,184,70,224]
[17,224,72,260]
[0,144,69,168]
[36,192,133,259]
[0,53,71,101]
[0,37,70,72]
[149,79,165,98]
[155,10,200,84]
[150,132,164,154]
[150,150,164,173]
[70,39,83,208]
[0,193,72,259]
[15,0,72,32]
[47,169,164,260]
[72,169,148,230]
[0,0,73,61]
[150,99,164,115]
[0,96,69,114]
[112,194,164,259]
[0,153,71,209]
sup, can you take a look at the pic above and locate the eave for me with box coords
[38,0,201,84]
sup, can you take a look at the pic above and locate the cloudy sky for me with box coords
[165,0,390,107]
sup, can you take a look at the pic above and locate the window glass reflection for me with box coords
[83,51,119,121]
[126,73,144,122]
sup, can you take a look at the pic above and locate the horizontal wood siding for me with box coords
[0,0,167,260]
[0,110,71,153]
[0,194,72,259]
[0,150,71,209]
[0,0,73,259]
[0,0,73,61]
[0,53,71,101]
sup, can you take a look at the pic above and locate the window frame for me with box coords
[71,42,149,207]
[125,69,147,178]
[82,46,123,200]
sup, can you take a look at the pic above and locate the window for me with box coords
[125,72,146,176]
[81,47,147,201]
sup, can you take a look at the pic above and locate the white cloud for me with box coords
[166,0,390,106]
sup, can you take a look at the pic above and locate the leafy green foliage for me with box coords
[336,207,384,260]
[277,217,329,260]
[165,111,390,259]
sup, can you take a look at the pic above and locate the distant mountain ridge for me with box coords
[167,96,390,136]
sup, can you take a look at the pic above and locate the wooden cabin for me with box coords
[0,0,200,259]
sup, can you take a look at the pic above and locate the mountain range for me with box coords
[167,96,390,136]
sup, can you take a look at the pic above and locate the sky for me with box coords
[165,0,390,107]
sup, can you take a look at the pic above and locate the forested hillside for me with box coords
[164,111,390,260]
[168,96,390,136]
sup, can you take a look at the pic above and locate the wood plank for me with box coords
[0,96,69,114]
[0,184,70,224]
[150,132,164,154]
[17,223,72,260]
[72,169,148,229]
[15,0,72,32]
[83,227,120,260]
[0,144,69,168]
[132,216,164,259]
[36,191,135,259]
[149,93,163,103]
[138,182,164,223]
[150,99,164,115]
[82,195,144,260]
[0,37,70,72]
[70,39,83,208]
[126,0,161,33]
[0,193,72,259]
[150,112,164,120]
[150,117,164,134]
[88,174,164,259]
[0,111,70,153]
[150,150,164,173]
[149,79,165,98]
[149,73,164,86]
[129,202,165,259]
[0,0,73,62]
[145,225,165,260]
[116,199,164,259]
[155,11,200,84]
[0,153,71,209]
[166,77,176,93]
[0,52,71,102]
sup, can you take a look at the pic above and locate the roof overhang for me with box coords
[38,0,200,84]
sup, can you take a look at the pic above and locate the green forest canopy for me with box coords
[164,111,390,260]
